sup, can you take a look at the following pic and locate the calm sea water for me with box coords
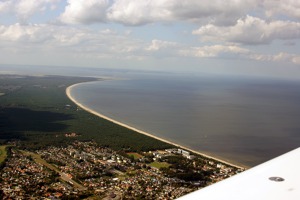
[71,74,300,167]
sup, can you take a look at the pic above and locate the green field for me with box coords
[0,75,172,151]
[150,161,171,169]
[0,145,7,163]
[127,152,143,160]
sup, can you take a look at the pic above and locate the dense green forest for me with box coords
[0,75,171,151]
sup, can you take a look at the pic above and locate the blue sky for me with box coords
[0,0,299,79]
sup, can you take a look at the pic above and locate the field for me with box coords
[127,152,143,160]
[150,161,171,169]
[0,145,7,163]
[0,75,172,151]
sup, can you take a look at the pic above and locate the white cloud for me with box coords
[0,24,118,48]
[59,0,110,24]
[5,1,300,29]
[1,1,300,72]
[0,23,148,60]
[250,52,300,65]
[263,0,300,20]
[100,28,116,35]
[0,23,53,42]
[193,15,300,45]
[107,0,258,26]
[181,44,300,66]
[0,1,12,13]
[180,45,250,58]
[1,23,298,66]
[3,1,300,29]
[107,0,173,26]
[0,23,182,61]
[157,0,254,25]
[292,56,300,65]
[0,0,61,21]
[58,0,255,26]
[15,0,43,20]
[0,23,98,46]
[146,39,177,51]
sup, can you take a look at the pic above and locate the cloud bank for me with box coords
[59,0,255,26]
[0,0,299,75]
[193,15,300,45]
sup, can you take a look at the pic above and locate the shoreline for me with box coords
[66,82,247,169]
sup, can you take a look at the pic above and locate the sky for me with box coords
[0,0,300,79]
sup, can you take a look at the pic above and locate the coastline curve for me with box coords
[66,82,246,169]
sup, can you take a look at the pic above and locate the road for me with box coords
[21,150,86,190]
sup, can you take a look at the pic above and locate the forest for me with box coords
[0,75,172,151]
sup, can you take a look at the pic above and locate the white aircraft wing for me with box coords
[178,147,300,200]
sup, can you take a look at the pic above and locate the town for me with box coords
[0,141,244,199]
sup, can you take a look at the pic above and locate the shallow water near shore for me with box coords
[70,74,300,167]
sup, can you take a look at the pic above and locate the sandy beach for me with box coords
[66,83,246,169]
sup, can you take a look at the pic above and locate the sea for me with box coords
[70,73,300,167]
[2,65,300,167]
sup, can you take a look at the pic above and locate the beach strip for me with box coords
[66,83,246,169]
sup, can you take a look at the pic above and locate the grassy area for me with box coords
[0,75,172,151]
[0,145,7,163]
[150,161,171,169]
[127,152,143,160]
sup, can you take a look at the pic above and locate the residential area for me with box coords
[0,141,243,199]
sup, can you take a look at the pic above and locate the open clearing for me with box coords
[0,145,7,163]
[150,161,171,169]
[127,152,143,160]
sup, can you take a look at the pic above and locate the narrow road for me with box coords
[21,150,86,190]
